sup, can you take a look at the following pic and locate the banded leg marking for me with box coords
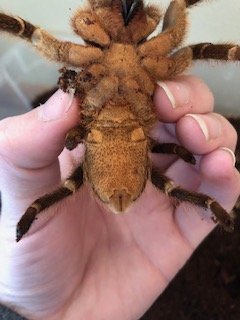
[151,168,234,232]
[151,142,196,164]
[65,125,86,150]
[0,13,36,39]
[191,43,240,61]
[0,14,103,66]
[16,166,84,242]
[185,0,205,7]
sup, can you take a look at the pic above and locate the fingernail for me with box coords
[158,81,191,109]
[220,147,236,167]
[185,114,209,140]
[157,82,176,108]
[38,89,74,121]
[186,114,223,141]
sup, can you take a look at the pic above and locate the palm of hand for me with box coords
[0,147,209,320]
[0,81,239,320]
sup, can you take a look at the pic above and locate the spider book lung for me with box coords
[0,0,239,241]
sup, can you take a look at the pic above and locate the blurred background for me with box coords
[0,0,240,119]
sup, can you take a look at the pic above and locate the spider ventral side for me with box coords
[0,0,239,241]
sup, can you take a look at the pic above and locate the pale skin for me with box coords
[0,76,239,320]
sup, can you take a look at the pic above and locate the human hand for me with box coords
[0,76,239,320]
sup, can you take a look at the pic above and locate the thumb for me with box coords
[0,90,79,222]
[0,89,79,169]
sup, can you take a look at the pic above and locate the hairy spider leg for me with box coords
[185,0,206,7]
[141,47,192,80]
[0,13,103,67]
[151,168,234,232]
[71,9,110,47]
[58,66,120,151]
[16,167,84,242]
[80,76,119,120]
[66,76,119,151]
[151,142,196,164]
[138,0,187,57]
[88,0,162,45]
[65,125,86,151]
[190,43,240,61]
[128,4,162,43]
[120,79,156,125]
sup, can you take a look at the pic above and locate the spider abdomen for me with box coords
[84,100,149,213]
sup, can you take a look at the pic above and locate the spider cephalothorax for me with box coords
[0,0,239,241]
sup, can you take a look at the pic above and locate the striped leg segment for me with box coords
[151,142,196,164]
[0,14,103,66]
[65,125,86,150]
[16,166,84,242]
[191,43,240,61]
[185,0,205,7]
[0,13,36,39]
[228,117,240,216]
[228,117,240,170]
[151,168,234,232]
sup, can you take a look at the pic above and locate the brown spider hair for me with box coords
[0,0,239,241]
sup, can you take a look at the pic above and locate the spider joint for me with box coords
[228,46,238,60]
[13,16,25,36]
[164,181,176,195]
[64,179,77,193]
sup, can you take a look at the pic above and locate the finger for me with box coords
[176,113,237,154]
[153,75,214,122]
[0,89,79,169]
[173,148,240,248]
[0,90,79,202]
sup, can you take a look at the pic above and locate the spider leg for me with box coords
[71,9,110,47]
[138,0,187,57]
[87,64,107,79]
[141,47,192,80]
[88,0,112,8]
[151,168,234,232]
[151,142,196,164]
[127,4,162,43]
[190,43,240,61]
[228,117,240,171]
[0,13,36,39]
[80,75,119,126]
[185,0,205,7]
[65,125,86,150]
[58,65,106,96]
[89,0,125,41]
[58,68,80,94]
[59,69,117,150]
[121,79,157,126]
[16,166,84,242]
[131,69,155,96]
[0,13,103,67]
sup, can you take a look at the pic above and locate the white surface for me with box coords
[0,0,240,118]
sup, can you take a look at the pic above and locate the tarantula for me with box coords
[0,0,239,242]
